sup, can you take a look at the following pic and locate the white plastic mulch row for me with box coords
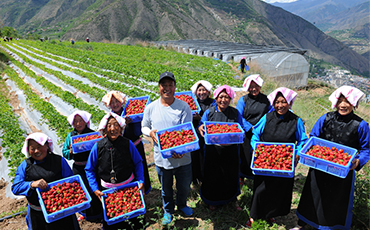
[12,43,158,93]
[1,45,111,115]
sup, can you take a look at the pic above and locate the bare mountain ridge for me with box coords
[0,0,369,77]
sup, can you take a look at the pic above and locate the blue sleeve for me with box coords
[250,115,267,150]
[61,157,73,178]
[237,110,252,133]
[212,99,217,107]
[129,141,145,185]
[295,118,309,155]
[62,133,72,160]
[11,160,33,197]
[85,143,99,192]
[356,120,370,169]
[309,114,326,138]
[198,109,210,128]
[236,97,245,117]
[268,104,273,113]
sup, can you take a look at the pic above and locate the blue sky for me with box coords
[263,0,297,3]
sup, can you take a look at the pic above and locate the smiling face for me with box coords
[159,78,176,101]
[336,95,353,116]
[274,94,289,115]
[216,90,231,111]
[109,96,124,114]
[105,117,123,141]
[196,85,210,101]
[73,115,86,134]
[28,139,48,161]
[248,81,261,97]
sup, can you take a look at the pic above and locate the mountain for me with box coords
[272,0,368,25]
[0,0,369,77]
[315,1,370,32]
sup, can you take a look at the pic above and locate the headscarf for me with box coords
[102,91,126,107]
[21,133,53,158]
[268,87,297,109]
[98,112,126,135]
[214,85,236,100]
[67,110,91,128]
[190,80,213,95]
[243,74,264,92]
[242,56,245,59]
[329,85,365,109]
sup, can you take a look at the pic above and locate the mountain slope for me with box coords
[272,0,368,24]
[0,0,369,76]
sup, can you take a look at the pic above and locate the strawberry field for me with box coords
[0,40,369,229]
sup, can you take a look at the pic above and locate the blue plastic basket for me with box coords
[204,121,245,145]
[174,91,201,115]
[122,95,151,123]
[102,181,146,225]
[36,175,92,223]
[299,137,357,178]
[71,131,102,154]
[156,122,200,159]
[250,142,296,178]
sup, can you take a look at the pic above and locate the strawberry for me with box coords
[158,129,196,150]
[175,94,198,110]
[253,144,293,171]
[305,145,351,166]
[40,180,88,214]
[104,186,143,219]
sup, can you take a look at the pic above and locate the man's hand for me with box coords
[172,153,184,159]
[150,130,158,145]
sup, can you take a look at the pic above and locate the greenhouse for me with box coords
[153,40,309,88]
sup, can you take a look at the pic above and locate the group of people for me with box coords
[11,70,369,230]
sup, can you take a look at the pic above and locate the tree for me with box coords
[1,27,19,38]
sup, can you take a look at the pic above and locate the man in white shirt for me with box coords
[141,71,193,225]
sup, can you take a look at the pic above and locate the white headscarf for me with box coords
[267,87,297,109]
[67,110,92,128]
[102,91,126,107]
[329,85,365,109]
[98,112,126,135]
[191,80,213,95]
[21,133,53,158]
[243,74,264,92]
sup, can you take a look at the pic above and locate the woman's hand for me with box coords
[150,130,158,145]
[70,144,73,154]
[31,179,48,190]
[94,190,104,202]
[193,112,201,121]
[350,158,360,170]
[138,183,145,198]
[198,124,205,137]
[124,116,133,125]
[294,155,300,168]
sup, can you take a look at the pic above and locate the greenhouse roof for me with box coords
[153,40,307,56]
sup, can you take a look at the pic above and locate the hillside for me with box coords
[0,0,369,77]
[272,0,368,24]
[0,41,369,230]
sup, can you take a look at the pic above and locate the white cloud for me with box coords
[263,0,298,3]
